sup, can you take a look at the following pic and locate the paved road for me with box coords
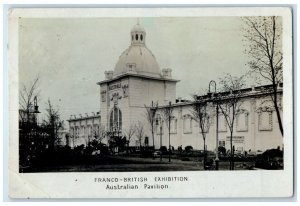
[23,155,255,173]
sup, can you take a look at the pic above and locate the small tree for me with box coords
[91,124,106,145]
[19,76,40,114]
[44,99,63,151]
[162,102,174,162]
[124,122,137,152]
[242,16,283,136]
[98,124,106,144]
[135,121,145,150]
[218,74,245,170]
[191,96,212,169]
[145,101,158,151]
[107,122,123,153]
[108,135,127,153]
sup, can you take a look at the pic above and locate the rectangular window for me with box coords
[218,115,227,132]
[76,127,79,136]
[71,127,75,136]
[88,126,92,136]
[258,112,273,131]
[183,116,192,134]
[81,126,85,136]
[236,113,248,132]
[170,118,177,134]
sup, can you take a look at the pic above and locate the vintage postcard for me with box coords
[8,7,293,198]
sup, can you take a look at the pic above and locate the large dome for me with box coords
[113,23,162,78]
[114,45,161,78]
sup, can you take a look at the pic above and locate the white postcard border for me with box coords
[8,7,294,198]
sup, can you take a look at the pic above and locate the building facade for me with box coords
[154,85,283,153]
[68,113,101,147]
[68,22,283,153]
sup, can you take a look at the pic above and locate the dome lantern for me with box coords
[130,22,146,45]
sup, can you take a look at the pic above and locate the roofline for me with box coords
[67,115,100,122]
[157,83,283,109]
[97,73,180,85]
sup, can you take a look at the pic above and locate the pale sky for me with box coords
[19,17,255,123]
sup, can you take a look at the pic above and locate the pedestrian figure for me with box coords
[178,145,182,154]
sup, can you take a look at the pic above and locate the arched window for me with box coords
[140,34,143,41]
[135,34,138,41]
[110,107,122,131]
[132,35,133,41]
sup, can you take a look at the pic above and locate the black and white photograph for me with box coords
[8,7,294,198]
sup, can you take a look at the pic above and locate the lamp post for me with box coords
[33,96,40,113]
[24,96,40,166]
[229,89,234,171]
[159,116,162,162]
[151,101,155,152]
[168,101,171,163]
[208,80,219,170]
[32,96,40,146]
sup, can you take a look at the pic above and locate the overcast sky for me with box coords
[19,17,256,123]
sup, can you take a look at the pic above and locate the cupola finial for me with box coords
[130,20,146,45]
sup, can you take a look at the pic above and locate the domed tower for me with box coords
[113,23,162,78]
[130,23,146,45]
[97,21,179,142]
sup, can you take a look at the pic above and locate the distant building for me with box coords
[68,22,283,153]
[67,113,101,148]
[55,126,69,148]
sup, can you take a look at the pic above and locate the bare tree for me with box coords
[92,124,106,144]
[162,102,174,162]
[242,16,283,136]
[218,74,245,170]
[98,124,106,144]
[44,99,63,151]
[135,121,145,150]
[19,76,40,122]
[19,77,40,110]
[88,124,106,152]
[19,77,41,167]
[191,96,212,169]
[124,122,137,152]
[145,101,158,151]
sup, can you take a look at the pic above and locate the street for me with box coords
[23,155,256,172]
